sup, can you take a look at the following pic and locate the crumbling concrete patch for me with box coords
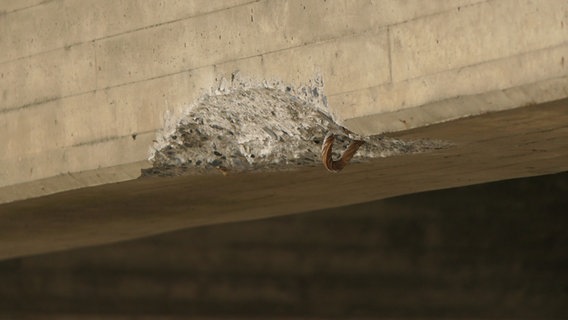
[142,75,450,177]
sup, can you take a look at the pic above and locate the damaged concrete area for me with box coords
[2,98,567,260]
[143,76,450,176]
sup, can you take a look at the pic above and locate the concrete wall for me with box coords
[2,99,567,260]
[1,0,567,201]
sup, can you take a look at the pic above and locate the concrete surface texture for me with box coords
[1,172,567,318]
[1,99,567,260]
[1,0,567,203]
[143,76,450,176]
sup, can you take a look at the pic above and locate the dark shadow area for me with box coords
[1,172,567,319]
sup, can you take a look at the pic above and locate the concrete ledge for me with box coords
[1,99,567,260]
[0,161,149,204]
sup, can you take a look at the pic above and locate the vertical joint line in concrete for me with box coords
[387,26,393,83]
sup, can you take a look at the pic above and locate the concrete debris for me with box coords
[142,75,450,177]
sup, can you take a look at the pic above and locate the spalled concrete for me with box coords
[144,76,449,176]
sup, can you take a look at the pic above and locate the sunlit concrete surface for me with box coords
[1,0,567,202]
[0,1,567,259]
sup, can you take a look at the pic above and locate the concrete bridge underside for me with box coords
[0,0,567,259]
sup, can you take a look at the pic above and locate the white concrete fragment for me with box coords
[143,75,450,176]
